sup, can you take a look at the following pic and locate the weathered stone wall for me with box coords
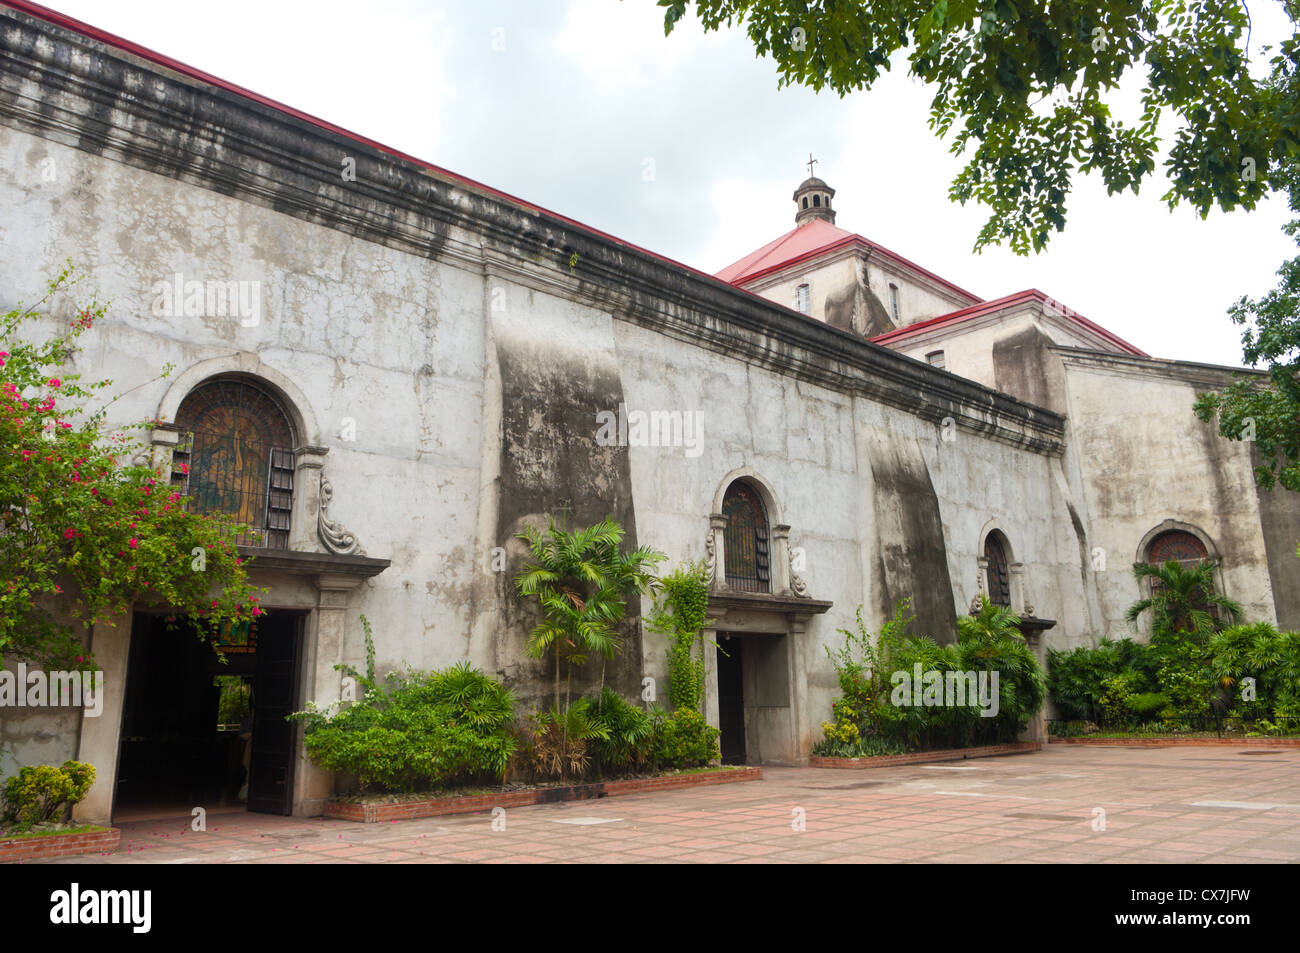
[0,4,1085,791]
[1061,354,1279,632]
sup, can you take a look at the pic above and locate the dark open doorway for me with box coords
[115,610,303,820]
[717,635,746,765]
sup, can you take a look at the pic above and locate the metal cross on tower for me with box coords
[806,153,818,177]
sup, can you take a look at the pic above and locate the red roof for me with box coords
[715,219,854,283]
[870,289,1148,356]
[715,219,982,304]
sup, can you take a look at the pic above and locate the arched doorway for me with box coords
[116,377,305,820]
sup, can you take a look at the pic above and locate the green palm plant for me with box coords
[957,594,1024,645]
[513,515,665,728]
[1208,622,1300,717]
[956,595,1047,743]
[1125,560,1243,645]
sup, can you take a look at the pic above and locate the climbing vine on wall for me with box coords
[647,560,711,713]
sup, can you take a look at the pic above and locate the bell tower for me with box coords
[793,154,835,226]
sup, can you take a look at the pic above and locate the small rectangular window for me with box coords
[926,350,946,369]
[795,284,810,314]
[889,284,900,321]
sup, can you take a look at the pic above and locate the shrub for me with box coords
[811,734,906,758]
[817,598,1047,754]
[1209,622,1300,720]
[2,760,96,827]
[293,625,517,793]
[650,708,720,769]
[1126,692,1170,718]
[1048,638,1161,722]
[1048,619,1300,733]
[587,688,657,774]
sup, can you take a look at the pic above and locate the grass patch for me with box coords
[1049,721,1300,740]
[0,824,108,841]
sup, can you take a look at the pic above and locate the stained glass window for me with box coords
[985,533,1011,607]
[1147,530,1209,568]
[723,481,770,593]
[173,379,296,549]
[1145,530,1215,611]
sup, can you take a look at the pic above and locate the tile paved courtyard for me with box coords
[36,745,1300,864]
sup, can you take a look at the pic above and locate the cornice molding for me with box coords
[0,6,1065,456]
[1053,347,1262,389]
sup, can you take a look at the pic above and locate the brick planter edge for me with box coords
[808,742,1041,769]
[324,766,763,823]
[0,827,120,863]
[1049,735,1300,747]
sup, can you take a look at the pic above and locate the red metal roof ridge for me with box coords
[2,0,730,286]
[713,221,841,282]
[871,288,1147,356]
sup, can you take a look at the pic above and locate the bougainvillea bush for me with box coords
[0,264,259,667]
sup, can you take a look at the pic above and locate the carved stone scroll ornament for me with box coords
[790,547,810,599]
[971,562,989,614]
[318,473,364,556]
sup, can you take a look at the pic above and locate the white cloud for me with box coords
[554,0,697,90]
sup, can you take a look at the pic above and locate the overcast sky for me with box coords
[46,0,1300,367]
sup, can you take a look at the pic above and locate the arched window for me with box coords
[723,481,770,593]
[1146,530,1209,568]
[802,197,809,209]
[813,194,821,207]
[984,532,1012,606]
[795,283,811,314]
[173,378,297,549]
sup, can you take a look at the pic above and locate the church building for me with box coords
[1,2,1296,825]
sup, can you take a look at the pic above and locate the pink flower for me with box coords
[48,379,61,388]
[128,538,139,549]
[63,528,75,539]
[252,607,263,617]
